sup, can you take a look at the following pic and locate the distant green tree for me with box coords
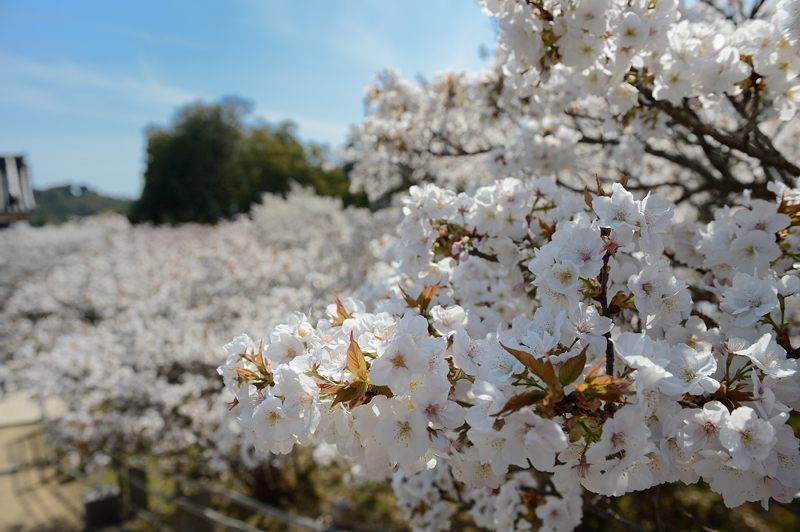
[305,142,366,206]
[130,99,364,224]
[130,98,249,224]
[233,121,310,208]
[30,185,131,226]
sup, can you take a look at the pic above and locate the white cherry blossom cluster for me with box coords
[484,0,798,116]
[221,176,800,530]
[343,1,800,213]
[342,67,513,203]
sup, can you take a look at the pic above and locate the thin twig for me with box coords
[585,498,646,532]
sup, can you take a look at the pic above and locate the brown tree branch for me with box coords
[637,87,800,176]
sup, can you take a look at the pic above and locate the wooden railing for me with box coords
[2,422,344,531]
[114,458,342,531]
[0,212,32,223]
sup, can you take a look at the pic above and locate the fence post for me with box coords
[175,483,213,532]
[84,486,122,531]
[82,457,124,531]
[128,464,148,513]
[116,460,129,518]
[117,460,148,518]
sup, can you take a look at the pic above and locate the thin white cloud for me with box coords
[121,29,206,50]
[0,78,169,124]
[0,50,202,107]
[0,79,69,114]
[3,5,206,51]
[254,107,348,146]
[0,50,347,145]
[327,18,401,71]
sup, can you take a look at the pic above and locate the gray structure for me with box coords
[0,155,36,221]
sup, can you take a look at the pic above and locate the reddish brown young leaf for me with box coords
[347,332,369,381]
[234,367,257,383]
[398,286,419,309]
[500,343,545,377]
[418,282,441,311]
[583,188,593,209]
[593,389,625,404]
[347,381,369,409]
[595,175,606,196]
[584,361,603,381]
[255,339,267,374]
[493,389,548,417]
[573,392,602,413]
[317,381,346,395]
[590,375,614,387]
[331,297,353,326]
[332,381,367,408]
[725,385,753,402]
[539,359,558,389]
[609,291,634,312]
[559,347,587,387]
[537,217,556,240]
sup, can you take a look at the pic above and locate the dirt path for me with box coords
[0,393,84,531]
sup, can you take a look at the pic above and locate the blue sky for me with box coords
[0,1,495,197]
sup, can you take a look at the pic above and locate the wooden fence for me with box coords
[2,420,343,531]
[112,458,342,531]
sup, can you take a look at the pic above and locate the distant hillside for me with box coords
[30,185,131,226]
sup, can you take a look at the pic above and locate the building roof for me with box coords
[0,155,36,214]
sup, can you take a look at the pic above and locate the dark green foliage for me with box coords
[129,98,361,225]
[30,185,131,226]
[129,98,248,224]
[303,143,368,208]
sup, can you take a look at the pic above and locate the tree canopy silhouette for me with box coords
[130,98,359,224]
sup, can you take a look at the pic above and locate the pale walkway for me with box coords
[0,392,83,531]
